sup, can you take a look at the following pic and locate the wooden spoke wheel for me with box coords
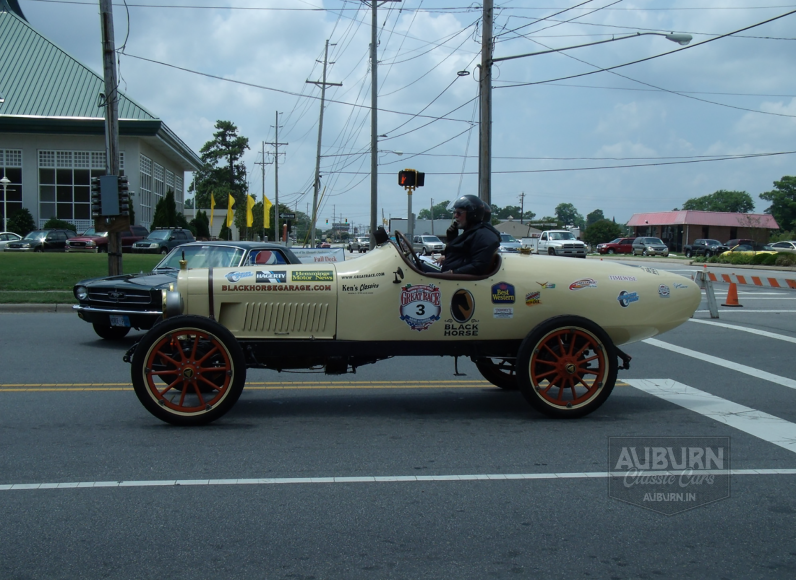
[131,315,246,426]
[517,316,617,418]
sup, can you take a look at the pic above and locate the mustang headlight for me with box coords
[162,288,183,318]
[75,286,88,300]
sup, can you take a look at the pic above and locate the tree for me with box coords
[151,189,178,229]
[759,176,796,232]
[417,200,453,220]
[491,204,535,221]
[43,217,77,232]
[190,210,210,239]
[583,219,624,247]
[189,120,250,210]
[555,203,584,228]
[682,190,754,213]
[7,208,36,236]
[586,209,605,228]
[183,197,195,209]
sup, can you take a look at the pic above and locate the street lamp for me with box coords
[478,19,692,206]
[0,175,11,232]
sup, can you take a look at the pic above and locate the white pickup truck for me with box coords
[522,230,587,258]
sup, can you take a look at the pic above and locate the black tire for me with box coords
[34,246,43,253]
[607,249,615,255]
[642,249,649,257]
[473,357,519,390]
[516,316,617,419]
[131,315,247,426]
[548,248,556,256]
[685,249,692,258]
[705,250,713,258]
[421,248,429,256]
[93,323,131,340]
[160,247,169,255]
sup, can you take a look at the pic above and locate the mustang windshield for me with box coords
[155,246,246,270]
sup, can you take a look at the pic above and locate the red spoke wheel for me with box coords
[131,315,246,426]
[517,316,617,418]
[473,357,519,390]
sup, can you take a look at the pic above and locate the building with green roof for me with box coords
[0,1,201,233]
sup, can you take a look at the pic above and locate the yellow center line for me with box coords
[0,381,630,392]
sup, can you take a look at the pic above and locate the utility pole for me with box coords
[478,0,494,207]
[254,142,272,240]
[307,39,341,248]
[99,0,123,275]
[431,197,434,235]
[265,112,287,242]
[519,191,525,224]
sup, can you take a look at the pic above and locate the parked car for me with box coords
[73,241,301,340]
[683,239,729,258]
[4,228,76,252]
[596,237,635,255]
[348,236,370,253]
[497,233,522,253]
[413,234,445,255]
[131,228,195,254]
[318,241,331,249]
[769,240,796,253]
[632,237,669,257]
[724,238,754,249]
[65,225,150,253]
[723,242,777,255]
[0,231,22,251]
[125,230,702,426]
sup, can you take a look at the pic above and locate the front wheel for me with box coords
[685,249,692,258]
[93,323,131,340]
[517,316,617,418]
[548,248,556,256]
[705,250,713,258]
[607,249,615,255]
[473,357,518,390]
[160,247,169,255]
[131,315,247,426]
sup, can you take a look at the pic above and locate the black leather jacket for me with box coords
[441,223,500,275]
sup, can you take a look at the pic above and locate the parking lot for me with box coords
[1,259,795,578]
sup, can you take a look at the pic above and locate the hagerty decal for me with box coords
[292,270,334,282]
[256,271,286,283]
[491,282,516,304]
[400,284,441,331]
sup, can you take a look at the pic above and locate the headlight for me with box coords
[86,241,96,247]
[75,286,88,300]
[149,243,159,249]
[21,243,31,248]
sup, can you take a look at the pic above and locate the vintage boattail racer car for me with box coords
[125,232,701,426]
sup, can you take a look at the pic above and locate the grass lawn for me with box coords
[0,253,162,303]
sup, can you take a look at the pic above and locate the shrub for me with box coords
[42,217,77,232]
[7,208,37,236]
[775,253,796,267]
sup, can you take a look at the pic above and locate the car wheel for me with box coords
[34,247,43,253]
[685,250,692,258]
[607,249,615,255]
[548,248,556,256]
[642,249,648,256]
[92,323,131,340]
[473,357,518,390]
[160,247,169,255]
[705,250,712,258]
[516,315,617,419]
[421,248,429,256]
[131,315,247,426]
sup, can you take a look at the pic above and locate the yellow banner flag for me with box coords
[226,195,235,228]
[263,196,273,229]
[209,193,215,230]
[246,195,255,227]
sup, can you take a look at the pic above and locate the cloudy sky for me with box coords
[17,0,796,230]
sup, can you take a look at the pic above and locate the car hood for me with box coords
[78,271,177,289]
[68,236,105,243]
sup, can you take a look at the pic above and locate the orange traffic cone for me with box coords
[722,282,743,307]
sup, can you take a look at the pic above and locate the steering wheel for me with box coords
[394,231,425,271]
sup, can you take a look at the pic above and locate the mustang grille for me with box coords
[242,302,330,334]
[87,287,155,306]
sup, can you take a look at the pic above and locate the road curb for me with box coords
[0,303,74,313]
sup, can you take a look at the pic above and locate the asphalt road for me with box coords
[2,263,796,579]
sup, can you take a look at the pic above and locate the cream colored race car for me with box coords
[125,232,701,426]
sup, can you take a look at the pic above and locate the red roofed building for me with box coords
[626,211,779,253]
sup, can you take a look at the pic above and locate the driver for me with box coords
[435,195,500,275]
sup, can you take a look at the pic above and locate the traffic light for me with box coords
[118,175,130,216]
[91,176,102,217]
[398,169,425,188]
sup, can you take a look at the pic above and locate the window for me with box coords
[154,163,165,205]
[0,149,23,227]
[37,150,124,231]
[140,155,153,227]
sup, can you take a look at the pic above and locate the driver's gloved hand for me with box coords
[446,224,459,243]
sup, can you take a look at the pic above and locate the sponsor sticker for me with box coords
[569,278,597,291]
[639,267,659,275]
[536,281,556,289]
[342,282,380,293]
[256,270,286,283]
[493,307,513,319]
[444,321,480,336]
[673,282,689,289]
[292,270,334,282]
[221,284,332,292]
[658,284,671,298]
[340,272,386,279]
[617,290,640,307]
[608,436,731,515]
[225,271,253,283]
[399,284,441,331]
[491,282,516,304]
[525,291,541,306]
[609,275,637,282]
[450,289,475,323]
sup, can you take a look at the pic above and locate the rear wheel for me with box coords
[93,323,131,340]
[517,316,617,418]
[473,357,518,390]
[131,315,247,426]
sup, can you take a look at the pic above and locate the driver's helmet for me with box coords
[482,202,492,224]
[452,195,485,226]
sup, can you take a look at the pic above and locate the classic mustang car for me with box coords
[125,231,701,426]
[73,241,300,339]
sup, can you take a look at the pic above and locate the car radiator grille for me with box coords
[87,288,155,306]
[69,242,88,247]
[242,302,330,334]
